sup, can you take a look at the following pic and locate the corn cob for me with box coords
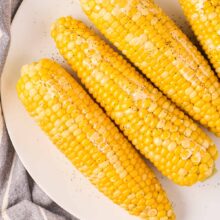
[80,0,220,136]
[51,17,218,186]
[179,0,220,78]
[17,59,174,220]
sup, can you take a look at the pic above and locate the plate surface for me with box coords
[1,0,220,219]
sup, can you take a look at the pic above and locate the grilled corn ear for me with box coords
[17,59,175,219]
[80,0,220,136]
[179,0,220,78]
[51,17,218,186]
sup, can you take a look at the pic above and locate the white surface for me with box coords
[1,0,220,219]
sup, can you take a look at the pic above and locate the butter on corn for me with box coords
[80,0,220,136]
[16,59,175,219]
[179,0,220,78]
[51,17,218,186]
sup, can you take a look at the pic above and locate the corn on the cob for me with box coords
[16,59,174,219]
[179,0,220,78]
[80,0,220,136]
[51,17,218,186]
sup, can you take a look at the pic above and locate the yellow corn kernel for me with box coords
[80,0,220,136]
[16,59,174,219]
[51,17,218,186]
[179,0,220,78]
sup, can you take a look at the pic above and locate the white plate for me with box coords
[1,0,220,219]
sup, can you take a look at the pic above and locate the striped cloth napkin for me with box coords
[0,0,78,219]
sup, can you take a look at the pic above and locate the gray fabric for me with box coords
[0,1,78,219]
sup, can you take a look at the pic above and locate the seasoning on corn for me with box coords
[179,0,220,78]
[17,59,175,219]
[80,0,220,136]
[51,17,218,186]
